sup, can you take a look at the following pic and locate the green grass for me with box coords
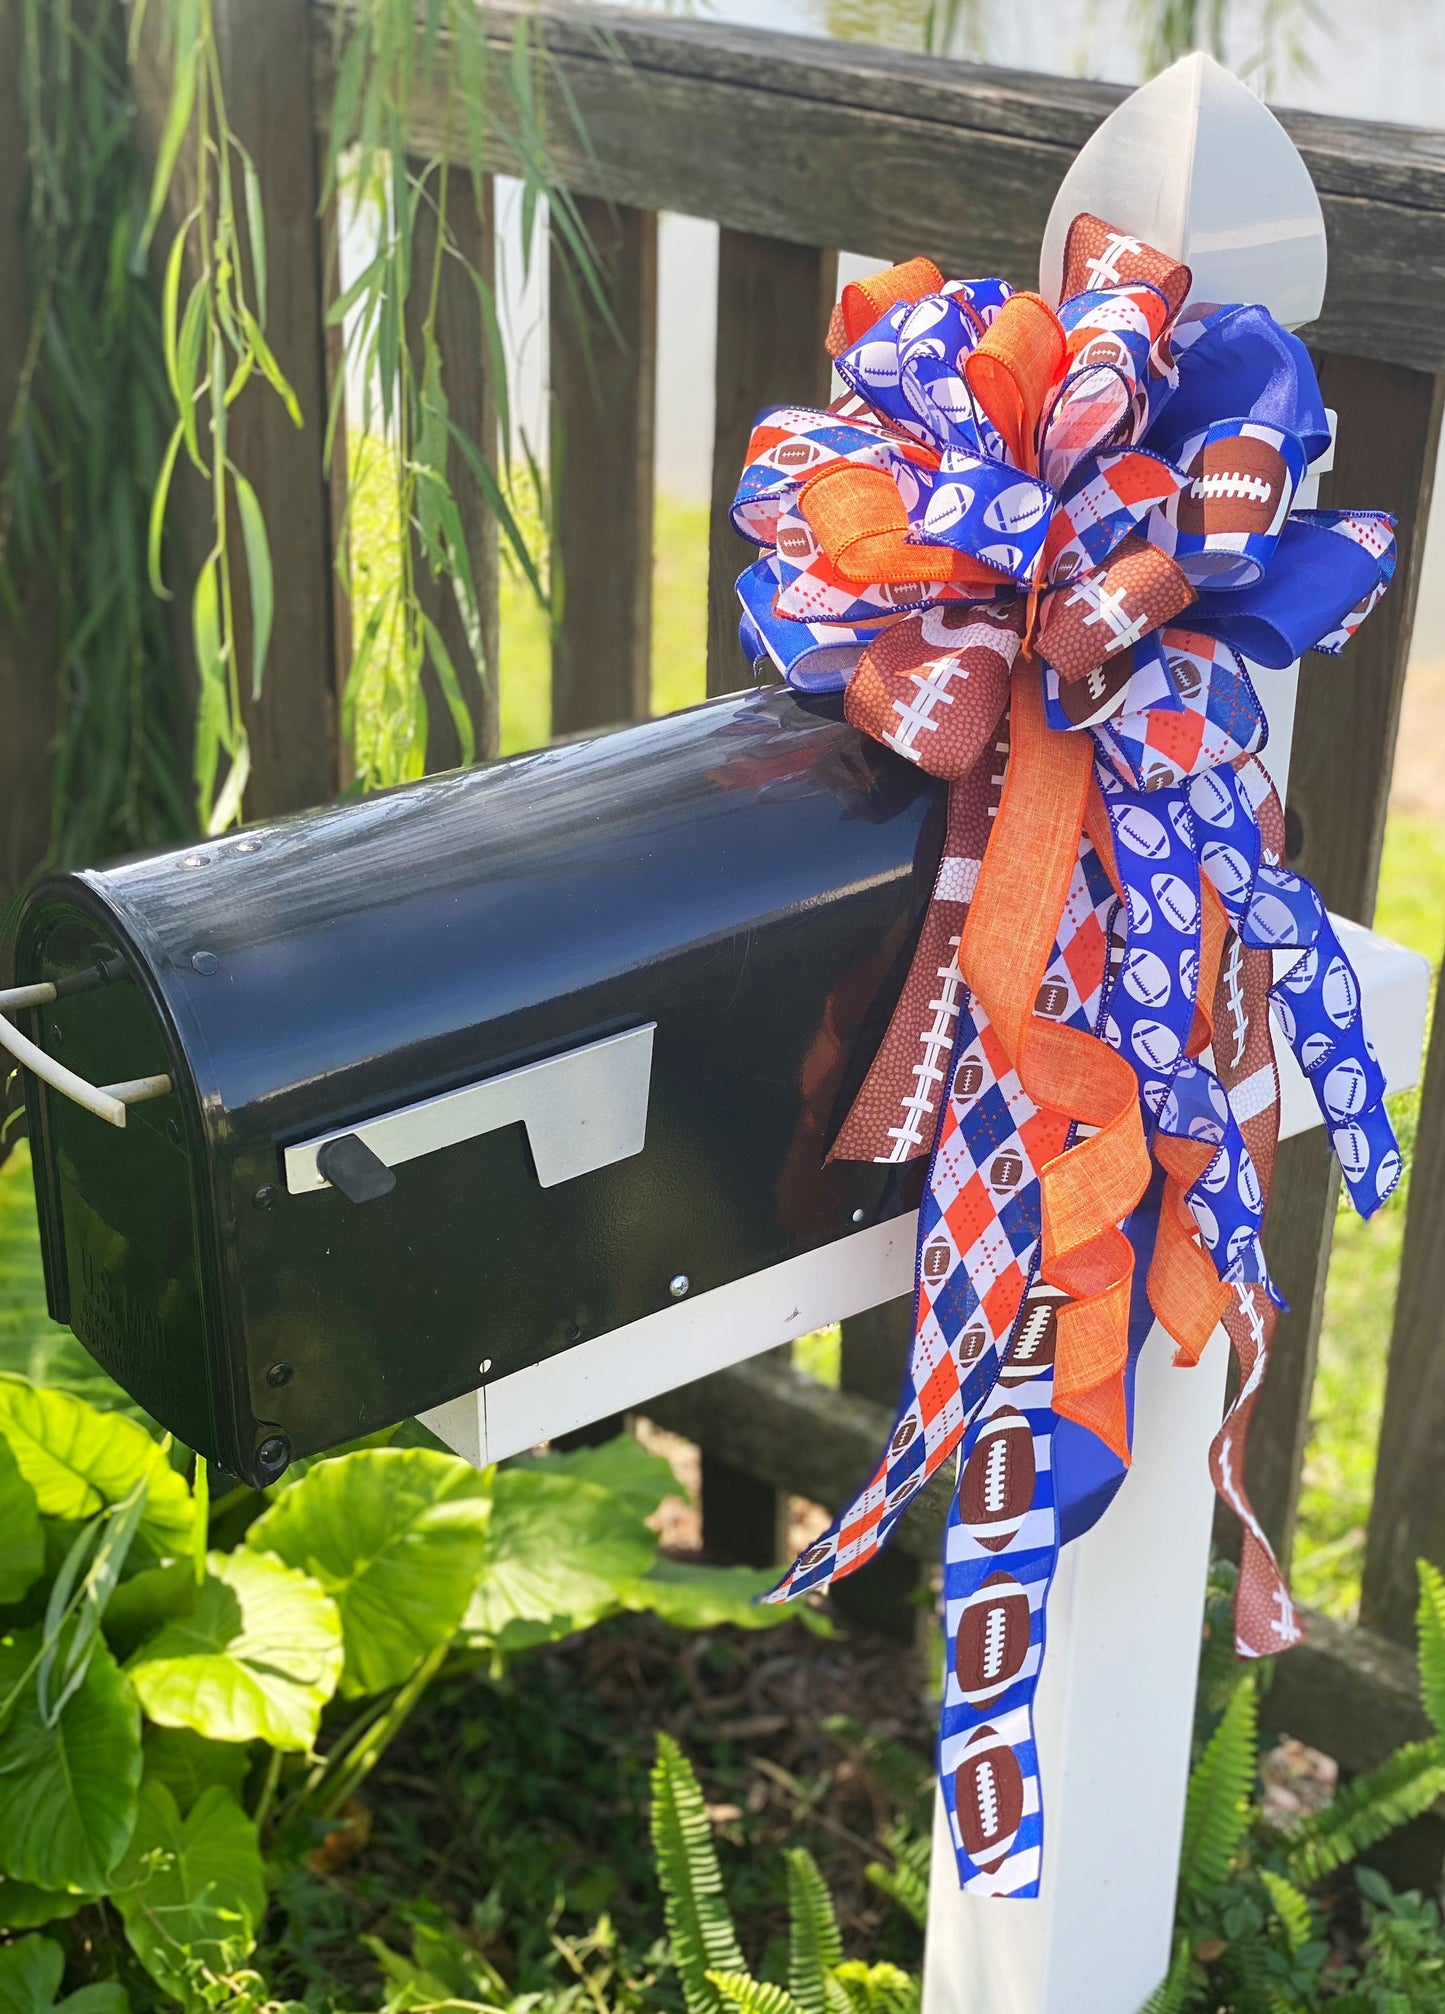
[498,494,710,755]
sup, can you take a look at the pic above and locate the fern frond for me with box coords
[1179,1675,1257,1893]
[651,1734,746,2014]
[708,1973,802,2014]
[865,1828,930,1931]
[1136,1935,1192,2014]
[827,1962,919,2014]
[784,1849,843,2014]
[1286,1740,1445,1887]
[1417,1560,1445,1737]
[1259,1868,1314,1955]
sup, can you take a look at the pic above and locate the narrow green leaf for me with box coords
[230,470,273,699]
[419,613,476,768]
[239,309,301,428]
[1178,1675,1256,1891]
[785,1848,843,2014]
[142,43,198,248]
[147,421,186,598]
[237,141,267,324]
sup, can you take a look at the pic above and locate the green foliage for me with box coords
[0,1377,191,1560]
[248,1446,491,1697]
[1179,1676,1257,1892]
[650,1733,746,2014]
[111,1781,265,2010]
[0,0,189,876]
[652,1738,924,2014]
[0,1434,44,1605]
[864,1831,929,1935]
[0,1310,796,2008]
[1155,1558,1445,2012]
[0,1624,142,1895]
[125,1547,344,1751]
[1285,1743,1445,1890]
[0,1936,127,2014]
[784,1850,843,2014]
[1415,1561,1445,1734]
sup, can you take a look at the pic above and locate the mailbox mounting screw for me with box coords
[479,1358,493,1376]
[191,951,219,975]
[256,1434,291,1479]
[181,853,208,870]
[669,1274,690,1300]
[266,1362,292,1388]
[253,1185,278,1211]
[851,1207,866,1225]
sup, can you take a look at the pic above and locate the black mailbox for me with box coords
[10,690,941,1485]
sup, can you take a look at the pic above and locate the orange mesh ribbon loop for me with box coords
[798,463,1005,591]
[962,292,1068,477]
[827,256,945,357]
[962,662,1149,1462]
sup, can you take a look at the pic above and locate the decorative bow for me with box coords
[732,214,1399,1896]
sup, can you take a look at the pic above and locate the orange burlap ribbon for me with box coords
[960,663,1150,1461]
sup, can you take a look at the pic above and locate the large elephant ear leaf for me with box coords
[126,1548,342,1751]
[0,1879,86,1932]
[511,1434,679,1521]
[0,1379,192,1560]
[0,1432,42,1603]
[112,1780,264,2011]
[247,1447,492,1697]
[0,1627,142,1895]
[462,1468,656,1654]
[0,1934,128,2014]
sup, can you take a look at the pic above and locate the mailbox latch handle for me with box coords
[316,1133,398,1205]
[285,1022,655,1198]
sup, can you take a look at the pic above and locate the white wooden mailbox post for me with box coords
[425,54,1431,2014]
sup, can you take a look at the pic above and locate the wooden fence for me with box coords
[7,0,1445,1779]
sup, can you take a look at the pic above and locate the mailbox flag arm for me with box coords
[285,1023,656,1196]
[0,983,171,1129]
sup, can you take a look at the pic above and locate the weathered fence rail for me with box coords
[6,0,1444,1779]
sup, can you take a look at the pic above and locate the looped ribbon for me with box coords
[732,214,1399,1896]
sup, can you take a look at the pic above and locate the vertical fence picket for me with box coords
[209,0,338,814]
[1245,356,1445,1565]
[1360,359,1445,1637]
[696,230,836,1559]
[706,232,838,699]
[550,196,656,737]
[405,165,500,771]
